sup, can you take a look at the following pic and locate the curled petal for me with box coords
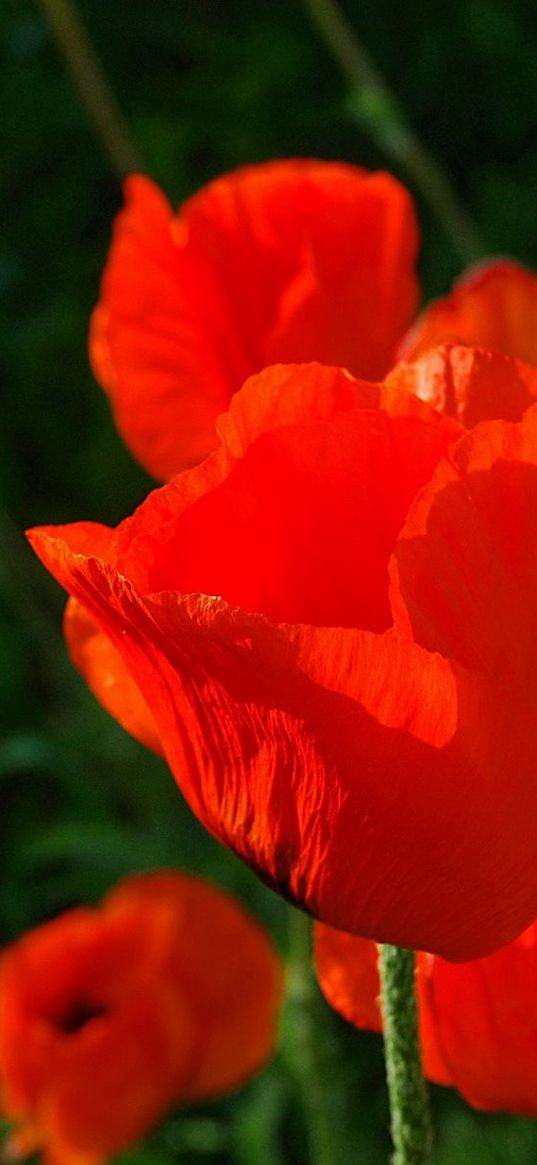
[63,598,162,755]
[384,344,537,428]
[27,366,537,959]
[89,176,232,479]
[391,403,537,690]
[400,259,537,369]
[25,525,537,959]
[91,162,419,478]
[111,364,459,633]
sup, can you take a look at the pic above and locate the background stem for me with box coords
[284,909,338,1165]
[37,0,142,177]
[379,945,432,1165]
[301,0,486,265]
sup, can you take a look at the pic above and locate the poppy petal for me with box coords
[106,872,282,1101]
[313,923,382,1033]
[260,167,419,379]
[63,598,162,755]
[313,924,452,1086]
[400,259,537,370]
[422,922,537,1115]
[25,522,537,959]
[27,365,537,959]
[315,919,537,1115]
[89,176,233,480]
[391,403,537,690]
[384,344,537,428]
[91,162,419,479]
[110,364,459,634]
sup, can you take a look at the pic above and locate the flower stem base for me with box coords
[379,945,432,1165]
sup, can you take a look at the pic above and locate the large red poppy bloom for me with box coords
[315,918,537,1117]
[90,159,420,479]
[0,872,282,1165]
[28,349,537,962]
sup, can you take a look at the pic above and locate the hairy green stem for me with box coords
[37,0,142,177]
[301,0,486,265]
[379,945,432,1165]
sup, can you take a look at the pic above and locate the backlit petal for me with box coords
[91,163,419,479]
[25,526,537,959]
[63,598,161,755]
[313,924,451,1086]
[313,924,382,1033]
[385,344,537,428]
[422,922,537,1115]
[400,259,537,369]
[391,403,537,691]
[111,364,459,633]
[28,364,537,960]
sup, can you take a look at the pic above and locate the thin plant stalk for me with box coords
[37,0,142,178]
[379,945,433,1165]
[301,0,486,265]
[284,909,339,1165]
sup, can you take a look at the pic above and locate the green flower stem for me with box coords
[379,945,433,1165]
[284,909,338,1165]
[37,0,142,178]
[301,0,486,265]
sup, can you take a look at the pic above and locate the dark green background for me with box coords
[1,1,537,1161]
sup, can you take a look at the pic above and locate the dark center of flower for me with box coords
[56,1000,108,1035]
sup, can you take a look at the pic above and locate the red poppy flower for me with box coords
[0,872,282,1165]
[28,350,537,961]
[400,258,537,367]
[314,918,537,1117]
[91,160,537,487]
[90,159,419,479]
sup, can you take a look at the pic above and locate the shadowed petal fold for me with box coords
[391,404,537,689]
[384,344,537,429]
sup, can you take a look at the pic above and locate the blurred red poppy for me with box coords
[28,349,537,961]
[90,161,537,491]
[90,159,419,479]
[315,918,537,1117]
[0,872,282,1165]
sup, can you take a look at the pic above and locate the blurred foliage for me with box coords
[1,0,537,1161]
